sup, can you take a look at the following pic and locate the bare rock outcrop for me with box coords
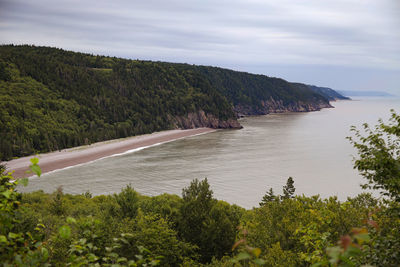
[169,110,242,129]
[234,97,332,116]
[169,97,332,130]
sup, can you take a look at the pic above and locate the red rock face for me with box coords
[234,97,333,116]
[168,96,332,130]
[169,110,243,129]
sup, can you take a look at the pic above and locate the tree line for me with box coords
[0,45,332,160]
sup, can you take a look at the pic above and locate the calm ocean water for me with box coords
[21,97,400,208]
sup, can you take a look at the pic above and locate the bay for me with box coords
[21,97,400,208]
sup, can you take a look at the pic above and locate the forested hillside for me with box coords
[177,65,332,115]
[1,45,331,160]
[307,85,350,101]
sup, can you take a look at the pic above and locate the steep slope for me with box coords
[177,65,332,116]
[0,46,239,160]
[307,85,350,100]
[0,45,332,160]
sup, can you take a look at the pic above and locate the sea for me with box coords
[20,97,400,208]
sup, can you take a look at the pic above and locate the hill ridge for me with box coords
[1,44,335,160]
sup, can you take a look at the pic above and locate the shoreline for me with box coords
[3,128,216,178]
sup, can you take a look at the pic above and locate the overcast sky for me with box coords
[1,0,399,93]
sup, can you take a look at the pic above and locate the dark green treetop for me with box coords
[282,176,296,200]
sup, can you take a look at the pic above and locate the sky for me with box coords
[0,0,399,94]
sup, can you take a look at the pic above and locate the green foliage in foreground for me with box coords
[348,109,400,202]
[1,112,399,266]
[0,176,399,266]
[1,176,399,266]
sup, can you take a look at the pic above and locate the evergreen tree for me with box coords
[282,177,295,199]
[115,184,139,218]
[179,179,213,258]
[49,186,65,216]
[260,188,276,206]
[179,178,238,263]
[178,179,212,261]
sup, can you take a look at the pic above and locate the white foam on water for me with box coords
[27,130,216,179]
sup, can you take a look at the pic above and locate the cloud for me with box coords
[0,0,399,92]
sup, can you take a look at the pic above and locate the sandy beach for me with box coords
[3,128,216,178]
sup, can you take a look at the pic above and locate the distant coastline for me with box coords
[3,128,216,178]
[338,90,395,97]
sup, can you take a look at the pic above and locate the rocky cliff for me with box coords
[170,97,332,129]
[170,110,242,129]
[233,97,333,116]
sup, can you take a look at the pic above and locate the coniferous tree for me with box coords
[282,177,295,199]
[179,180,211,249]
[49,186,65,216]
[115,184,139,218]
[260,188,276,206]
[179,178,239,263]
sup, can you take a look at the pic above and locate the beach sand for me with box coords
[3,128,216,178]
